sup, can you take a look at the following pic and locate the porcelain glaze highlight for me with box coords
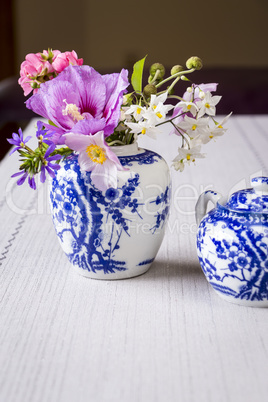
[50,143,171,279]
[196,177,268,307]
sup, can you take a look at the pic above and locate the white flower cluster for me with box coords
[123,84,231,173]
[124,92,173,139]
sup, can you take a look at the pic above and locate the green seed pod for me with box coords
[150,63,165,79]
[186,56,203,70]
[143,84,157,97]
[170,65,184,75]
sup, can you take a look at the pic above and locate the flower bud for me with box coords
[31,81,39,89]
[186,56,203,70]
[150,63,165,79]
[123,94,133,105]
[170,65,184,75]
[181,75,190,81]
[143,84,157,97]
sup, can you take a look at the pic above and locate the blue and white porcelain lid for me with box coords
[225,177,268,213]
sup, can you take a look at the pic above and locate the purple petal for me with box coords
[40,165,46,183]
[44,143,56,158]
[37,120,45,131]
[47,161,61,170]
[42,124,66,145]
[24,136,32,143]
[45,165,56,178]
[16,172,28,185]
[7,138,19,145]
[18,128,23,140]
[43,139,54,146]
[68,118,106,136]
[46,154,62,162]
[26,78,80,130]
[28,176,36,190]
[11,171,25,178]
[9,146,20,155]
[102,69,129,135]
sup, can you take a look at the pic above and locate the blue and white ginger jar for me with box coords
[49,142,171,279]
[196,177,268,307]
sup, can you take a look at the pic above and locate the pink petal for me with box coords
[78,151,96,171]
[91,160,117,192]
[64,133,93,152]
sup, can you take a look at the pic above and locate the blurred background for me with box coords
[1,0,268,159]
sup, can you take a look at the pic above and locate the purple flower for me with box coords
[7,128,31,155]
[40,144,61,183]
[11,171,36,189]
[26,65,129,145]
[36,120,54,145]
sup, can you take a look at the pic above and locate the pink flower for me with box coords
[18,49,83,96]
[64,130,125,192]
[18,52,55,96]
[52,51,83,73]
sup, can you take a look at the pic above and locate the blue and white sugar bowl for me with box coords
[195,177,268,307]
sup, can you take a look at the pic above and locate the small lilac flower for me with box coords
[40,145,61,183]
[7,128,31,155]
[36,120,54,145]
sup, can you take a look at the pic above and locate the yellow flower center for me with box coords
[186,154,191,161]
[209,135,214,139]
[86,144,107,164]
[187,105,192,110]
[192,124,197,131]
[20,141,25,147]
[136,107,141,114]
[62,99,85,122]
[218,124,223,128]
[205,103,210,109]
[141,128,146,135]
[156,112,163,119]
[153,105,157,110]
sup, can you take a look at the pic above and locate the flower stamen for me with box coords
[62,99,85,122]
[86,144,107,164]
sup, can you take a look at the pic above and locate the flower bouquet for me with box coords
[7,49,230,279]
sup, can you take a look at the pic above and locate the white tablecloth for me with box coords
[0,116,268,402]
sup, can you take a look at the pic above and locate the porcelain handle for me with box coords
[195,190,222,226]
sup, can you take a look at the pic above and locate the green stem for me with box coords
[155,68,195,89]
[24,145,35,155]
[167,95,184,101]
[170,121,190,149]
[108,140,125,146]
[149,69,161,84]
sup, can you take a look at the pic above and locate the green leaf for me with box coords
[48,120,58,127]
[131,56,147,92]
